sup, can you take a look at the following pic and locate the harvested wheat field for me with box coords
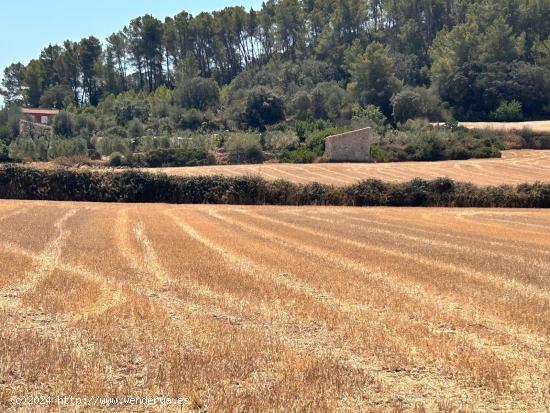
[0,202,549,411]
[460,120,550,133]
[146,149,550,186]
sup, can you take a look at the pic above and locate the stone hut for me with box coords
[324,127,376,162]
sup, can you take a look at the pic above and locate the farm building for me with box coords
[324,127,376,162]
[21,108,59,124]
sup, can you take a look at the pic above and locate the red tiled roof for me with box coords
[21,108,60,115]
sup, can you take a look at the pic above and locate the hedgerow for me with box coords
[0,165,548,207]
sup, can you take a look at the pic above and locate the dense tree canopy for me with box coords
[1,0,549,122]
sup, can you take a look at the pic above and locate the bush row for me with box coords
[110,147,216,167]
[495,128,550,150]
[370,124,503,162]
[0,165,548,208]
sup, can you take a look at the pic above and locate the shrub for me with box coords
[226,134,264,164]
[114,92,150,125]
[244,87,285,129]
[0,126,12,144]
[0,141,9,162]
[294,122,307,142]
[34,137,49,161]
[391,87,445,123]
[392,90,423,123]
[513,128,550,149]
[169,107,206,130]
[344,179,389,205]
[8,137,40,161]
[6,107,22,139]
[369,144,391,162]
[74,114,98,136]
[309,82,351,121]
[491,100,523,121]
[305,127,346,156]
[143,148,214,167]
[98,136,130,156]
[415,135,446,161]
[281,148,317,163]
[264,179,301,204]
[181,108,204,130]
[47,137,88,160]
[382,123,502,162]
[291,91,311,120]
[109,152,125,167]
[174,77,220,111]
[127,119,145,138]
[294,119,333,142]
[389,178,431,205]
[351,104,387,133]
[105,126,128,138]
[296,182,340,205]
[89,149,102,160]
[53,111,75,137]
[262,130,299,153]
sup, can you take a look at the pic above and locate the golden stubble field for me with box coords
[145,149,550,187]
[0,201,549,412]
[460,120,550,133]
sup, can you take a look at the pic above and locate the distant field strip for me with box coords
[146,149,550,186]
[461,120,550,133]
[0,201,548,411]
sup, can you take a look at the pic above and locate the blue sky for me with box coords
[0,0,261,106]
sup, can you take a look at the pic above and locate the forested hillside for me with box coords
[0,0,548,165]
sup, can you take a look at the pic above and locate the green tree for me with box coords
[141,15,165,91]
[173,77,220,110]
[275,0,305,61]
[5,106,23,140]
[162,17,177,86]
[351,104,387,133]
[24,60,46,107]
[190,12,216,78]
[291,91,311,120]
[0,63,26,105]
[106,32,128,91]
[56,41,81,103]
[491,100,523,121]
[429,22,479,92]
[244,87,285,128]
[40,85,73,108]
[533,37,550,68]
[114,91,151,125]
[391,87,445,123]
[79,36,103,105]
[345,41,402,116]
[39,44,62,88]
[478,17,524,65]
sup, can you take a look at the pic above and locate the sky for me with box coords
[0,0,261,106]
